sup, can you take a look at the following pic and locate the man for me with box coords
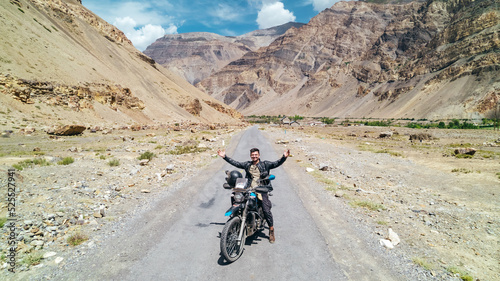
[217,147,290,243]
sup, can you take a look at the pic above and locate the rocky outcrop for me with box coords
[143,23,305,85]
[0,75,145,111]
[197,0,499,119]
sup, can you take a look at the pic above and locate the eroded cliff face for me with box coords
[197,0,499,119]
[143,23,305,85]
[0,0,242,126]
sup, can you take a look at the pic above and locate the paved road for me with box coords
[59,126,347,280]
[123,126,346,280]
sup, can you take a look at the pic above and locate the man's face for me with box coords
[250,151,260,162]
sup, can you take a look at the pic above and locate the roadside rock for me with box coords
[454,148,476,155]
[51,125,86,136]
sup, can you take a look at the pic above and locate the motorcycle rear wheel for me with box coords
[220,216,246,262]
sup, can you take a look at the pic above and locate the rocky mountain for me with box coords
[197,0,499,120]
[143,22,305,85]
[0,0,241,129]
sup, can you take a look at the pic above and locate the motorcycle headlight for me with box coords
[234,192,244,203]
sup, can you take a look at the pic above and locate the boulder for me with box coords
[51,125,86,136]
[454,148,476,155]
[379,131,393,138]
[388,228,400,246]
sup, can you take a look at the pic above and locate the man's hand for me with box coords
[283,149,290,158]
[217,149,226,158]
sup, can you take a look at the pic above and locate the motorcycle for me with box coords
[220,170,275,263]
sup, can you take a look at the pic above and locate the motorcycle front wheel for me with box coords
[220,216,246,263]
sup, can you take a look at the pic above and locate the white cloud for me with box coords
[114,17,177,51]
[211,4,240,21]
[256,2,296,29]
[311,0,339,12]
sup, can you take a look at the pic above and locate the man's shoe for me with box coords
[269,229,275,243]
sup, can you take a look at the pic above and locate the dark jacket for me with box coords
[223,155,287,191]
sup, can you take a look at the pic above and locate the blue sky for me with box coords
[82,0,344,51]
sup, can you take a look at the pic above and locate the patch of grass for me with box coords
[138,151,155,160]
[67,233,88,246]
[451,168,473,174]
[447,143,474,148]
[22,252,44,266]
[154,145,164,150]
[446,266,474,281]
[497,172,500,180]
[58,157,74,165]
[108,159,120,167]
[0,217,7,228]
[99,155,107,160]
[148,140,157,144]
[349,200,386,211]
[12,158,51,170]
[377,220,388,225]
[454,153,473,159]
[412,257,434,270]
[168,145,208,155]
[375,149,403,157]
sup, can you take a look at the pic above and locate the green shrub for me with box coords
[22,252,44,266]
[138,151,155,160]
[412,257,433,270]
[12,158,51,170]
[58,157,74,165]
[67,233,88,246]
[108,159,120,167]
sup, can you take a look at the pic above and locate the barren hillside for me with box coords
[0,0,242,129]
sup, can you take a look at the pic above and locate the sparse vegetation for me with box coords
[58,157,74,165]
[67,232,88,246]
[349,200,386,211]
[108,159,120,167]
[168,145,208,155]
[446,266,474,281]
[13,158,51,170]
[412,257,434,270]
[375,149,402,157]
[22,252,43,266]
[138,151,155,160]
[451,168,473,174]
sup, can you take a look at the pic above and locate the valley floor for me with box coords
[0,124,498,280]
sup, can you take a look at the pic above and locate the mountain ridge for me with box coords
[143,22,305,85]
[195,0,499,119]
